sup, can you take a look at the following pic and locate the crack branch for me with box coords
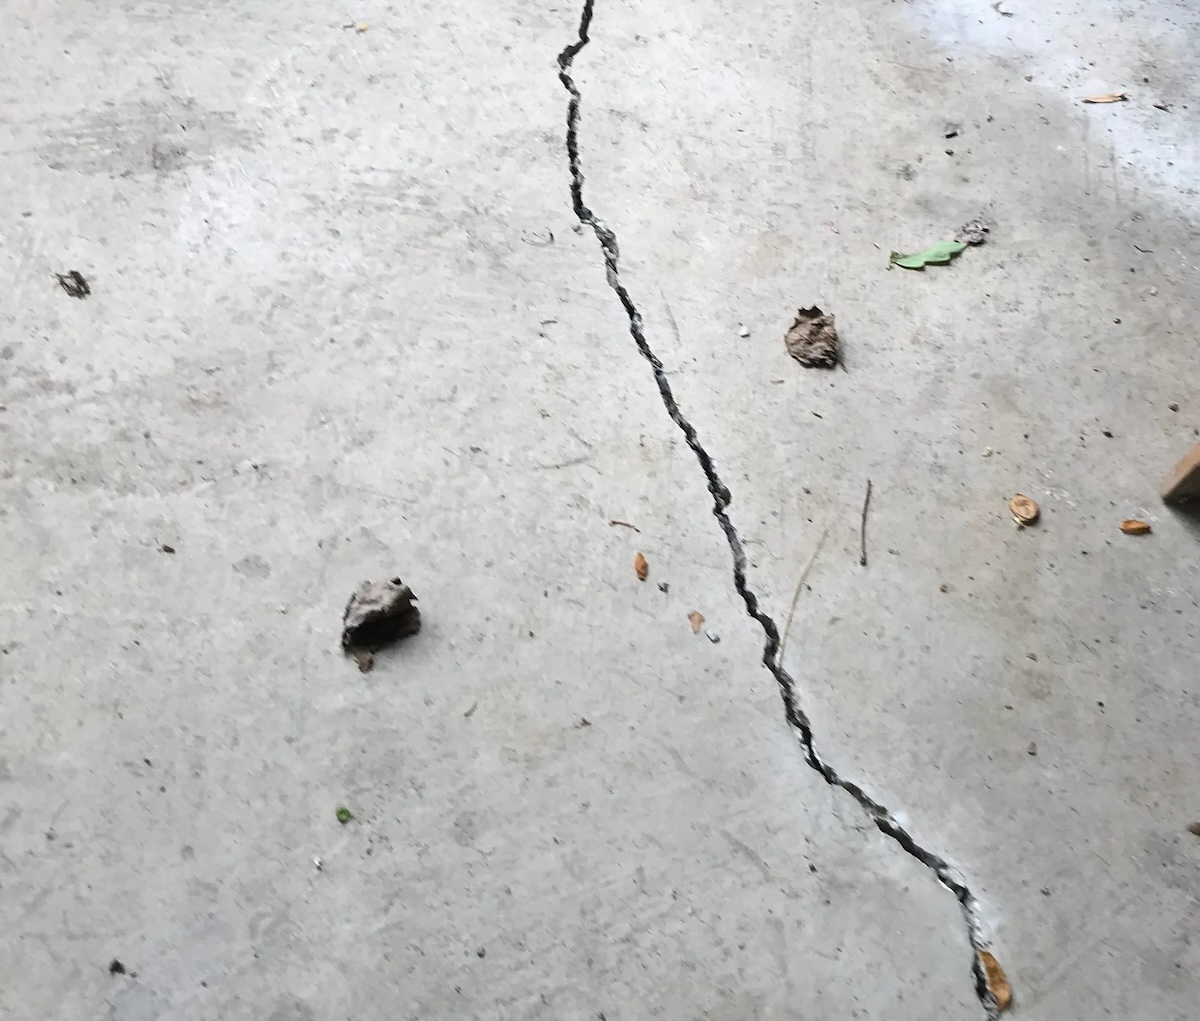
[556,3,996,1016]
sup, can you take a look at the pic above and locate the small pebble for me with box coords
[1113,317,1122,324]
[981,447,993,458]
[706,631,721,644]
[1027,741,1037,756]
[1150,286,1159,296]
[738,325,750,338]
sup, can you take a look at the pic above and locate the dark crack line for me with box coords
[556,3,996,1016]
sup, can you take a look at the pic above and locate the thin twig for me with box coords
[778,523,831,669]
[859,479,872,567]
[608,519,640,532]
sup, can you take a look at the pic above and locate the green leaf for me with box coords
[888,240,968,270]
[336,806,353,824]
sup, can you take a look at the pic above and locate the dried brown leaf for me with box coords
[1120,518,1151,535]
[688,611,705,633]
[1008,494,1040,526]
[634,552,649,581]
[979,950,1012,1011]
[1083,92,1127,104]
[784,306,839,369]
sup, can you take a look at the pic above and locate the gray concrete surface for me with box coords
[1,0,1198,1018]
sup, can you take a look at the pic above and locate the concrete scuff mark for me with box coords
[555,2,996,1014]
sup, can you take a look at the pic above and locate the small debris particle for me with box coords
[313,856,324,871]
[943,122,960,138]
[1027,741,1037,756]
[608,519,640,532]
[1026,652,1038,661]
[576,717,592,728]
[939,583,949,593]
[705,631,721,644]
[1102,429,1114,438]
[1154,101,1171,112]
[475,946,487,958]
[335,806,353,825]
[356,21,368,32]
[160,544,176,554]
[1113,317,1122,324]
[1120,519,1151,535]
[1041,886,1051,896]
[109,959,127,976]
[784,306,839,369]
[352,648,374,673]
[950,214,988,248]
[634,552,649,581]
[1169,403,1180,412]
[463,701,479,718]
[1150,286,1159,296]
[56,271,90,298]
[657,581,670,594]
[981,446,993,457]
[1187,822,1200,837]
[1082,92,1127,104]
[688,610,705,634]
[1008,494,1040,526]
[978,950,1012,1011]
[738,324,750,338]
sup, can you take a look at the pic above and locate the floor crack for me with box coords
[556,3,996,1016]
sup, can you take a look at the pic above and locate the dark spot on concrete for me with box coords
[233,553,271,579]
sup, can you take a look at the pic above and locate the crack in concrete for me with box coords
[556,3,996,1016]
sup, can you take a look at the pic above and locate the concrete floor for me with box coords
[2,1,1198,1018]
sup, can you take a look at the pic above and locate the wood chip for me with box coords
[688,611,705,633]
[1008,494,1040,525]
[634,552,649,581]
[1083,92,1127,104]
[979,950,1012,1012]
[1120,518,1151,535]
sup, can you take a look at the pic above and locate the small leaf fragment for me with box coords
[1120,518,1151,535]
[1083,91,1127,104]
[979,950,1012,1011]
[336,806,353,825]
[634,552,649,581]
[688,611,705,633]
[888,240,968,270]
[1009,494,1040,526]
